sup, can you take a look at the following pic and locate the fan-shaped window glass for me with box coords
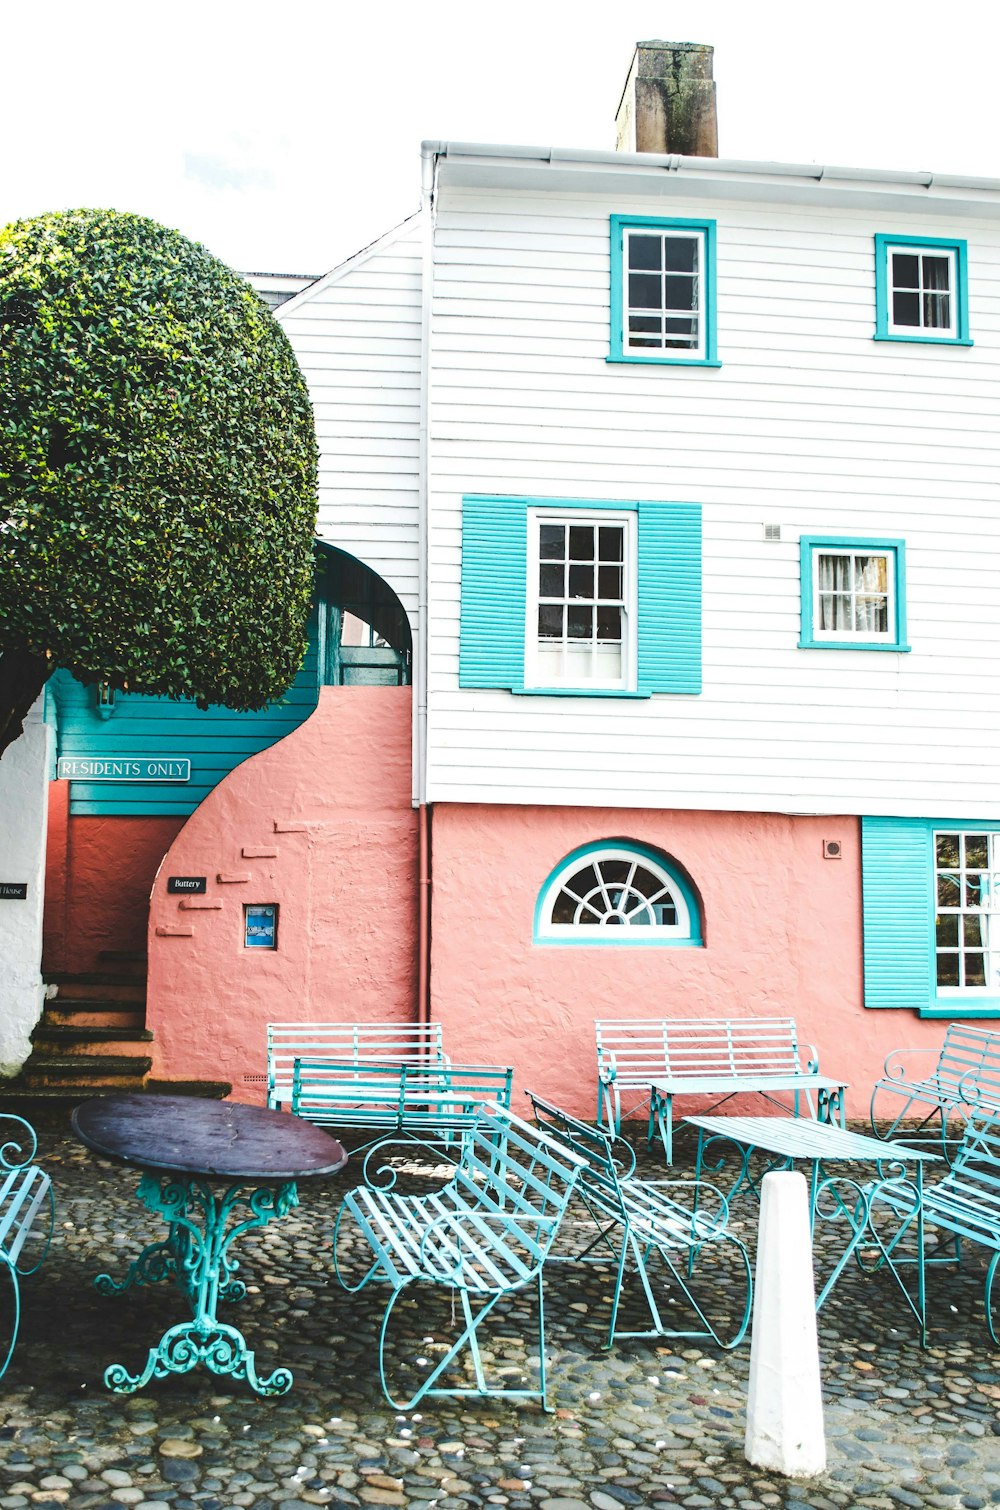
[536,844,701,945]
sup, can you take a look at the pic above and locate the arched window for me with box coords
[535,842,702,945]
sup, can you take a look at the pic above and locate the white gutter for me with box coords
[413,146,436,809]
[421,139,1000,197]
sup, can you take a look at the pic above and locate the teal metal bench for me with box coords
[1,1114,54,1380]
[870,1023,1000,1160]
[291,1058,514,1171]
[527,1093,752,1350]
[333,1103,586,1411]
[596,1016,847,1160]
[870,1110,1000,1345]
[267,1021,449,1112]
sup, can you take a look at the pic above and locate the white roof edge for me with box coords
[274,211,424,319]
[421,139,1000,199]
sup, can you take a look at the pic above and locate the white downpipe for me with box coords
[745,1170,826,1478]
[413,147,436,808]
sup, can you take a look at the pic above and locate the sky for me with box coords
[4,0,999,277]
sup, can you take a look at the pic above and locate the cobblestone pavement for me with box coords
[2,1113,999,1510]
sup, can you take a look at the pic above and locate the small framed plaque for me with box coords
[244,904,278,949]
[0,882,28,900]
[167,876,207,895]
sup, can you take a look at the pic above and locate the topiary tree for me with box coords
[0,208,319,758]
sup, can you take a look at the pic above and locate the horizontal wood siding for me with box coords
[425,184,1000,816]
[279,219,423,618]
[51,636,319,816]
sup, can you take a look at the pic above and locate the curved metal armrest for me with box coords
[956,1067,994,1106]
[800,1041,821,1075]
[0,1116,39,1172]
[641,1177,732,1235]
[879,1045,935,1081]
[598,1052,619,1085]
[418,1209,558,1289]
[608,1137,637,1181]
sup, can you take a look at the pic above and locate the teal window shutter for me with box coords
[637,500,702,694]
[861,817,933,1009]
[459,496,528,689]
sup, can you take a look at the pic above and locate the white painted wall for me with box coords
[422,168,1000,818]
[0,696,51,1075]
[278,215,424,619]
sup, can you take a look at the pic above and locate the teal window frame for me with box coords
[534,840,703,947]
[874,233,972,347]
[799,536,909,652]
[609,214,720,367]
[862,817,1000,1019]
[459,494,702,699]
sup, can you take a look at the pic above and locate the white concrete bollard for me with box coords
[745,1170,826,1478]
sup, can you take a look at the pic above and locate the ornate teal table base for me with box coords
[94,1171,298,1396]
[688,1115,938,1325]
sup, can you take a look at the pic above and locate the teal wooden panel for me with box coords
[637,501,702,694]
[861,817,935,1009]
[459,496,528,690]
[53,633,320,817]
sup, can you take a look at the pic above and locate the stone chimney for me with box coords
[615,41,718,157]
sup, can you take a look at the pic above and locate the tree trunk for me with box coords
[0,647,51,761]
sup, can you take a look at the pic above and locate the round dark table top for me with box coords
[71,1095,349,1181]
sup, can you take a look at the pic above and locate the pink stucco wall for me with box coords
[146,687,417,1097]
[429,804,946,1125]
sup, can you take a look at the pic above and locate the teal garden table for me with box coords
[685,1114,939,1319]
[72,1094,348,1396]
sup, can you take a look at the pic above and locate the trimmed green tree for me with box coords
[0,208,318,758]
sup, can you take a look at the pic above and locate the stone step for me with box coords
[44,997,146,1019]
[44,984,145,1008]
[44,971,146,991]
[0,1079,231,1113]
[18,1054,153,1086]
[145,1080,232,1099]
[31,1025,154,1047]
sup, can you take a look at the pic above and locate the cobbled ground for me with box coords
[2,1112,999,1510]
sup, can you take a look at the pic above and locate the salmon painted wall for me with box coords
[42,784,183,973]
[146,686,417,1097]
[429,804,948,1124]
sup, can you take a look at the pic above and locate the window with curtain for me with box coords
[799,537,908,651]
[935,831,1000,994]
[874,234,971,346]
[816,550,890,636]
[889,248,953,334]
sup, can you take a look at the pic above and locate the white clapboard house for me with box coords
[263,42,1000,1104]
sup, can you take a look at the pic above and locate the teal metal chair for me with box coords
[0,1114,55,1380]
[332,1103,586,1410]
[527,1092,752,1350]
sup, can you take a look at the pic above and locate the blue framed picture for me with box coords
[244,904,278,949]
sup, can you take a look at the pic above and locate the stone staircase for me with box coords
[0,951,230,1109]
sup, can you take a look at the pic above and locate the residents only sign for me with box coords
[57,757,191,782]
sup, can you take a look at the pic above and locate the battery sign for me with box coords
[244,905,278,949]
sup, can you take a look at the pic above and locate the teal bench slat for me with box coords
[333,1104,586,1411]
[527,1093,752,1350]
[595,1016,847,1160]
[870,1023,1000,1160]
[871,1111,1000,1344]
[290,1059,514,1170]
[267,1021,450,1112]
[0,1115,54,1381]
